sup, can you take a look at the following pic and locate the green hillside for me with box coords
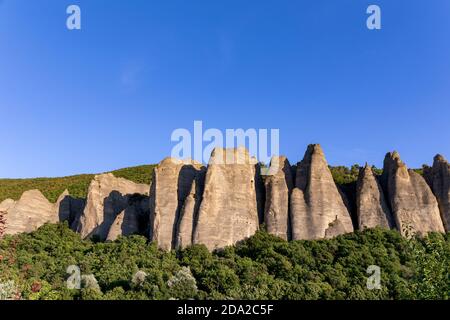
[0,165,156,203]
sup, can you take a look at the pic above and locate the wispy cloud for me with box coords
[120,62,146,92]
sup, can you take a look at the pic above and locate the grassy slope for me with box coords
[0,165,156,203]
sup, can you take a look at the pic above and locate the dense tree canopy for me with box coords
[0,224,448,300]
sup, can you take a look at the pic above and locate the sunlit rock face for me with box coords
[77,173,149,241]
[382,152,445,236]
[290,144,354,240]
[356,164,393,230]
[193,147,260,250]
[263,156,293,240]
[424,154,450,232]
[149,158,205,250]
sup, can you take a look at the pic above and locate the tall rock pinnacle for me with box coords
[263,156,293,240]
[290,144,354,240]
[382,152,445,236]
[193,147,260,250]
[149,158,205,250]
[423,154,450,231]
[356,164,393,230]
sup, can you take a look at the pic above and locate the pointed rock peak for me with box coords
[20,189,48,201]
[57,189,70,199]
[209,147,256,165]
[361,163,374,176]
[384,151,407,170]
[305,144,324,156]
[433,154,447,164]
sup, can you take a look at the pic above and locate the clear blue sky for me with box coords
[0,0,449,178]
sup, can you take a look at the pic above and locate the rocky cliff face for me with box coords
[175,177,205,249]
[149,158,205,250]
[77,173,149,241]
[424,155,450,231]
[356,164,393,230]
[382,152,445,236]
[290,144,354,240]
[263,156,293,240]
[1,145,448,249]
[55,190,86,230]
[193,147,260,250]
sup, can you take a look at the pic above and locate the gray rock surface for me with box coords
[175,176,205,249]
[356,164,393,230]
[290,144,354,240]
[106,207,139,241]
[193,147,260,250]
[263,156,293,240]
[382,152,445,236]
[149,158,205,250]
[424,155,450,231]
[77,173,149,240]
[2,190,58,235]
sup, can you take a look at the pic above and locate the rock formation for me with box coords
[106,208,139,241]
[55,193,86,231]
[149,158,205,250]
[263,156,293,240]
[356,164,393,230]
[0,190,58,235]
[290,144,354,240]
[382,152,445,236]
[1,145,449,249]
[77,173,149,240]
[175,177,205,249]
[193,147,260,250]
[423,155,450,231]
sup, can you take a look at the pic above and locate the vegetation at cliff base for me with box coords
[0,224,448,300]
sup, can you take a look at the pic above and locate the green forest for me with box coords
[1,224,448,300]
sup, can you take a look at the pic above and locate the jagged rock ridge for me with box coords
[1,145,448,250]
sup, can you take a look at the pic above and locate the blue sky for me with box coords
[0,0,449,178]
